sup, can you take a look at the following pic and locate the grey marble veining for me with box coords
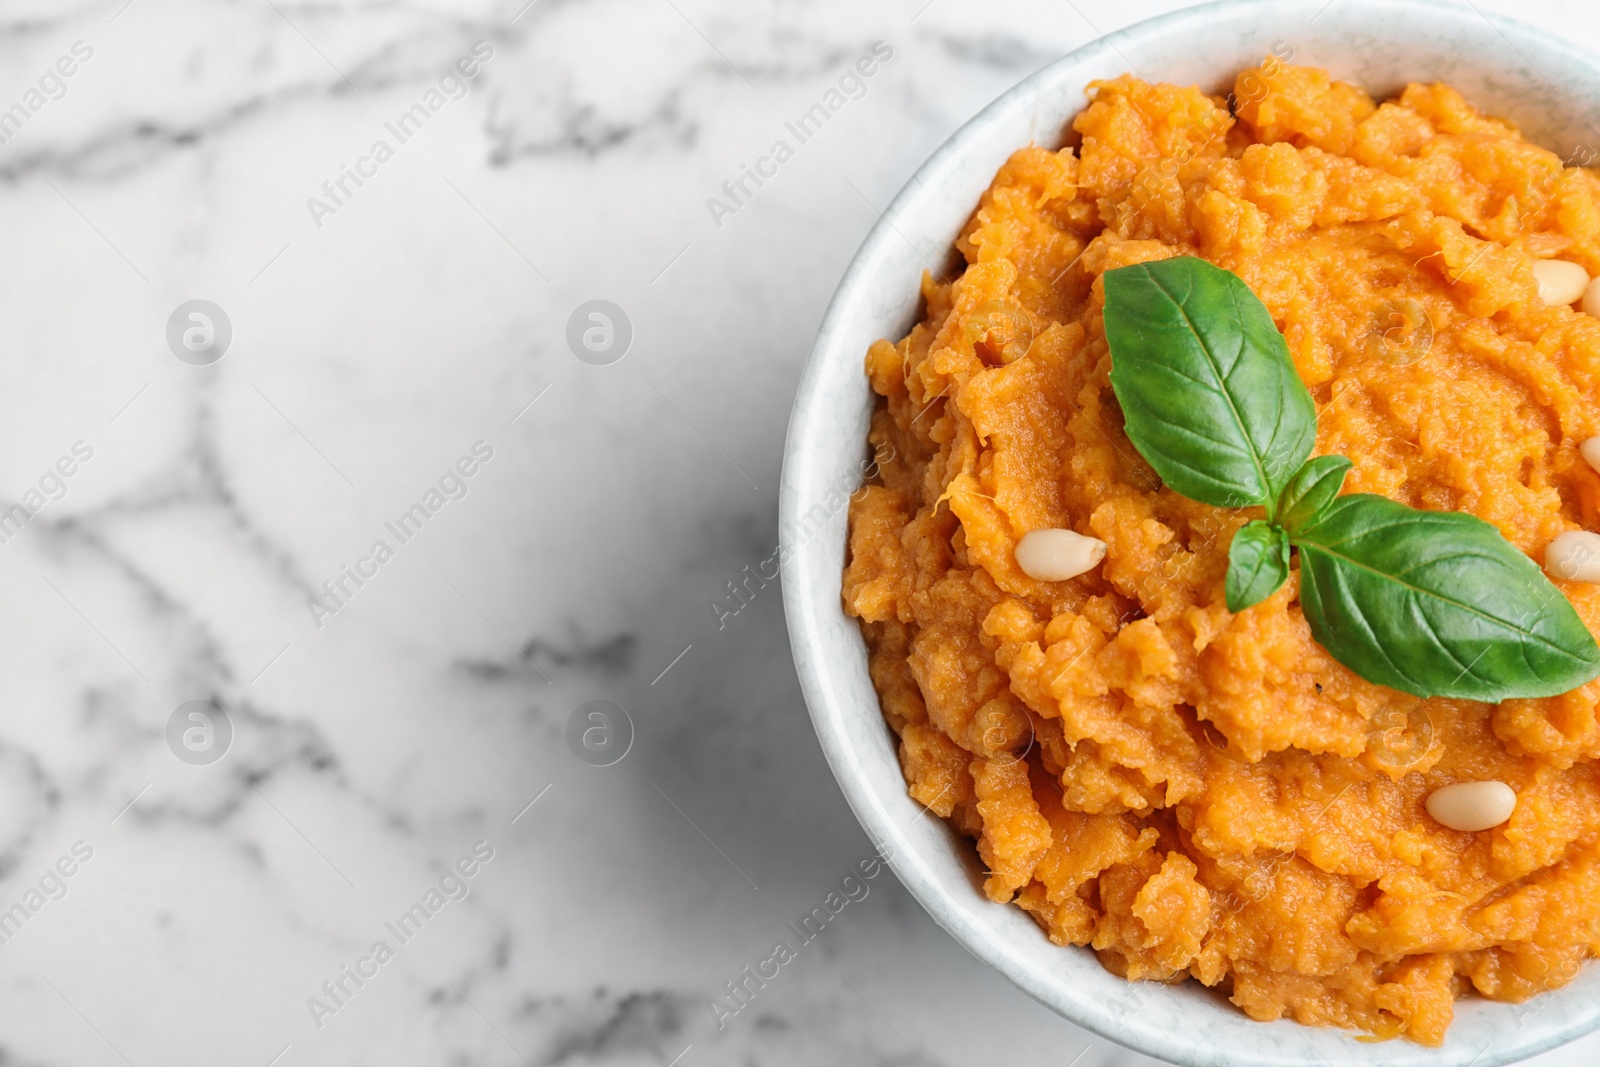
[0,1,1597,1065]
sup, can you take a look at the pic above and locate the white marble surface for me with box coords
[1,1,1598,1065]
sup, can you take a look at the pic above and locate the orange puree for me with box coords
[843,62,1600,1045]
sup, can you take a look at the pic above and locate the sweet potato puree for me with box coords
[842,62,1600,1044]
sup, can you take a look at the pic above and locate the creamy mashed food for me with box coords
[842,62,1600,1045]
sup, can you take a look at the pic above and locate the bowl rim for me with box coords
[779,1,1600,1064]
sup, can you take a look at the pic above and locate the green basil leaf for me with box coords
[1278,455,1353,532]
[1227,520,1290,611]
[1104,257,1316,516]
[1292,494,1600,700]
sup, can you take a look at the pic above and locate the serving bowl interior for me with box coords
[778,1,1600,1064]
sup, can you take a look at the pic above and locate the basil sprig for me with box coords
[1103,256,1600,701]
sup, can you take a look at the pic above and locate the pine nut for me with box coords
[1533,259,1589,306]
[1425,780,1516,832]
[1584,276,1600,319]
[1545,530,1600,582]
[1581,436,1600,475]
[1015,528,1107,582]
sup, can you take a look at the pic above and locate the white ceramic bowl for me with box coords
[779,2,1600,1064]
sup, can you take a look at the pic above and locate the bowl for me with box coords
[777,1,1600,1064]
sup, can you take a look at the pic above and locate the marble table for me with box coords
[1,0,1596,1064]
